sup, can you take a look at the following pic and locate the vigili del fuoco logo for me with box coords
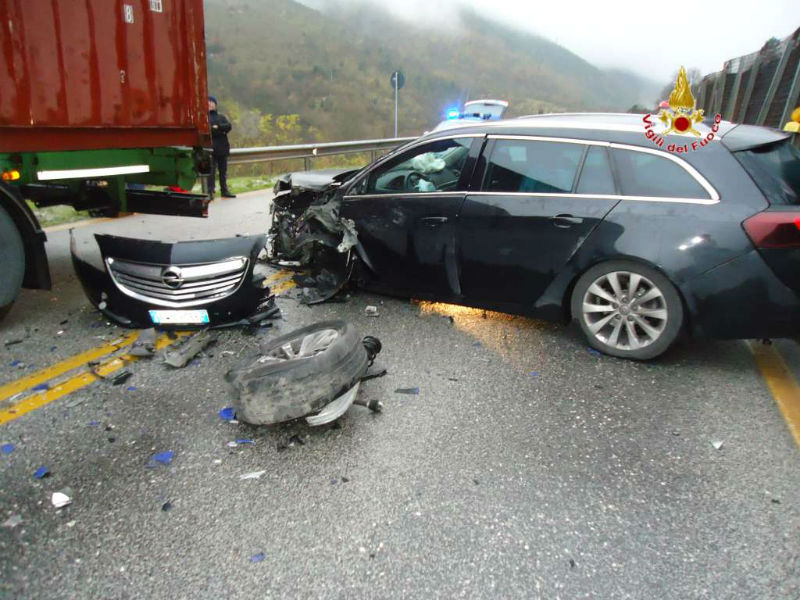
[642,66,722,154]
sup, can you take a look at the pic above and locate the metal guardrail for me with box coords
[697,27,800,129]
[228,136,417,168]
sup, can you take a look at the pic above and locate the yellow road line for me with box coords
[272,279,298,295]
[748,341,800,448]
[265,269,295,284]
[0,333,183,426]
[0,332,139,402]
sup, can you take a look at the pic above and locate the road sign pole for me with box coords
[390,70,404,138]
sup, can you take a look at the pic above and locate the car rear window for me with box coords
[735,140,800,205]
[611,148,710,199]
[484,140,584,194]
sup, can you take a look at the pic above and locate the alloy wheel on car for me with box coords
[581,271,669,351]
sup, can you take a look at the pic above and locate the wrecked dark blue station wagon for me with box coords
[271,113,800,360]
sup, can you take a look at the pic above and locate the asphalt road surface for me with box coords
[1,191,798,599]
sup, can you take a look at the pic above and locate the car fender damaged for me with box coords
[70,231,273,328]
[269,170,372,304]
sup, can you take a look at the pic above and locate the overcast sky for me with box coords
[300,0,799,82]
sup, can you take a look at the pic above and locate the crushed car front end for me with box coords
[268,168,366,303]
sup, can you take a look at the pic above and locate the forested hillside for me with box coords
[204,0,659,148]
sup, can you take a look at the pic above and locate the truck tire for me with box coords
[225,320,371,425]
[0,204,25,320]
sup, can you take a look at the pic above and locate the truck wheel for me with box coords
[225,320,373,425]
[0,204,25,320]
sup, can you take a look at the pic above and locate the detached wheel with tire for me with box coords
[571,260,683,360]
[225,320,372,425]
[0,204,25,321]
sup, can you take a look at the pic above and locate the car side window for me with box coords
[611,148,709,199]
[350,138,472,195]
[483,140,584,194]
[576,146,616,195]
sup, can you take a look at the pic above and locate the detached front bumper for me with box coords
[71,232,272,328]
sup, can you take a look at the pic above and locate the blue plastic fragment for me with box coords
[89,420,99,427]
[34,466,50,479]
[50,346,57,352]
[587,347,602,357]
[9,360,22,367]
[473,341,481,347]
[32,383,49,392]
[530,371,539,378]
[149,451,174,466]
[236,439,255,445]
[219,407,235,421]
[1,443,14,455]
[126,386,136,392]
[250,552,265,563]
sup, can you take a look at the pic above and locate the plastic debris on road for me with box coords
[239,470,267,480]
[2,515,22,528]
[66,397,86,408]
[32,383,49,392]
[163,331,217,368]
[394,387,420,395]
[130,328,157,357]
[110,369,133,386]
[360,368,387,382]
[587,347,602,357]
[277,434,306,451]
[236,439,255,445]
[1,443,14,454]
[33,466,50,479]
[712,440,724,450]
[162,501,173,512]
[219,407,235,421]
[51,490,73,508]
[148,451,174,467]
[364,305,379,317]
[250,552,266,563]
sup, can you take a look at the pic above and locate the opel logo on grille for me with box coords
[161,266,184,289]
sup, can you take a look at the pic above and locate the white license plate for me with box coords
[149,309,210,325]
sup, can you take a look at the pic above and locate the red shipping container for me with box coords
[0,0,211,153]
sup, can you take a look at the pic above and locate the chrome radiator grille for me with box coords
[106,256,248,308]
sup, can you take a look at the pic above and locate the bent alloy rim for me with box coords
[581,271,668,351]
[258,329,339,363]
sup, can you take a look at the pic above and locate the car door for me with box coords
[340,136,479,297]
[458,137,620,310]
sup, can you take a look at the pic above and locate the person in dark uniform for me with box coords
[208,96,235,198]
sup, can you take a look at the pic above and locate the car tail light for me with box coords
[742,211,800,249]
